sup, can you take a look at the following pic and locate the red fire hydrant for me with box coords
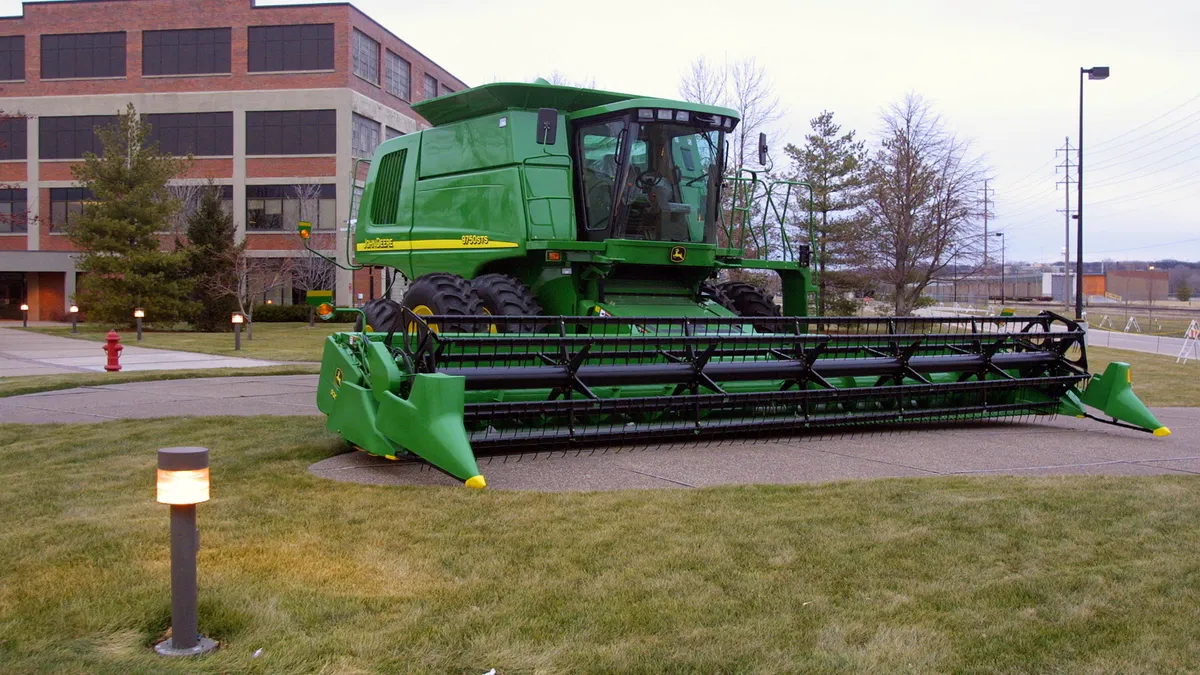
[103,330,123,372]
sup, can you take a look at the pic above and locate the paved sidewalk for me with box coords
[0,326,281,376]
[0,374,317,422]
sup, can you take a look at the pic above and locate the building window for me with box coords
[50,187,91,232]
[146,112,233,156]
[352,113,379,158]
[384,50,410,100]
[248,24,334,72]
[424,74,438,101]
[440,83,454,96]
[352,30,379,84]
[41,32,126,79]
[39,115,117,159]
[385,126,403,140]
[0,35,24,81]
[246,184,336,232]
[0,189,26,233]
[245,110,336,155]
[0,116,26,160]
[142,28,231,76]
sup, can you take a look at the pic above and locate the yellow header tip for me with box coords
[465,475,487,489]
[1152,427,1171,437]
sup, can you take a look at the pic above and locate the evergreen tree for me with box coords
[185,184,241,331]
[1176,281,1193,303]
[784,111,867,316]
[68,103,191,325]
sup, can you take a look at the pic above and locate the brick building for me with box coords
[0,0,466,320]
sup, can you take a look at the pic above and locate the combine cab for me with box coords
[304,81,1168,488]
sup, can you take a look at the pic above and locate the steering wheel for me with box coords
[635,169,663,190]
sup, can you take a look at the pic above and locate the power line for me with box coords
[1088,118,1200,171]
[1089,91,1200,152]
[1088,235,1200,256]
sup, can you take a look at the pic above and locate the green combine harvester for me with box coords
[300,81,1169,488]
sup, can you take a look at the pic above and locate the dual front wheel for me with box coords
[357,272,542,334]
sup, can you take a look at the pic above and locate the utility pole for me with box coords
[981,179,994,303]
[1056,138,1077,312]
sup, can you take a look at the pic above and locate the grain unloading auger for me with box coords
[301,81,1168,487]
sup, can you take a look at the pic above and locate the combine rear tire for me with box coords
[355,297,404,333]
[471,273,543,332]
[403,273,486,332]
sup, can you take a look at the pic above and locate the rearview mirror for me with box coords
[536,108,558,145]
[757,132,768,166]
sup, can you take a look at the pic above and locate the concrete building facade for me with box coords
[0,0,465,320]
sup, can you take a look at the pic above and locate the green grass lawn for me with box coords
[1,416,1198,673]
[1089,314,1200,337]
[1088,345,1198,407]
[25,322,341,362]
[0,364,319,398]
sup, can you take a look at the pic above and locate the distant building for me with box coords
[0,0,466,320]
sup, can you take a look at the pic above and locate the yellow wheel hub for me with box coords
[408,304,437,333]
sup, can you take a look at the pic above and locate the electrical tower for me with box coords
[1056,137,1077,311]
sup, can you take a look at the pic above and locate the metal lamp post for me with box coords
[20,302,28,327]
[69,304,79,333]
[231,312,244,350]
[134,307,145,341]
[154,447,218,656]
[992,232,1006,305]
[1076,65,1110,320]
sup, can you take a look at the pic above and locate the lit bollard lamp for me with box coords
[134,307,145,341]
[69,304,79,333]
[154,447,218,656]
[20,302,29,327]
[231,312,244,350]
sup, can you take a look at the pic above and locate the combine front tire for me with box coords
[356,297,403,333]
[471,273,543,332]
[403,273,486,332]
[700,282,737,312]
[719,282,781,318]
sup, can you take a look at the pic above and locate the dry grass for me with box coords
[0,364,319,398]
[1,416,1199,673]
[23,322,341,362]
[1088,345,1199,407]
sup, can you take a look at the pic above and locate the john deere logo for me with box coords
[334,368,343,387]
[669,246,687,263]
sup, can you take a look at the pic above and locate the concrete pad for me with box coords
[1136,458,1200,475]
[950,461,1181,478]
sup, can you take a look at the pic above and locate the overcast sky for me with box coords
[8,0,1199,263]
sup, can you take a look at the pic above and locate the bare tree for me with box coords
[678,57,786,274]
[204,247,294,339]
[678,57,726,107]
[678,57,782,173]
[860,94,985,315]
[166,182,207,236]
[537,70,598,89]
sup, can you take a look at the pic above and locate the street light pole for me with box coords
[1077,65,1110,321]
[993,232,1006,305]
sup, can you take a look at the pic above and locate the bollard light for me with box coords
[231,313,244,351]
[154,447,218,657]
[69,304,79,333]
[266,299,273,305]
[134,308,145,341]
[20,302,29,328]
